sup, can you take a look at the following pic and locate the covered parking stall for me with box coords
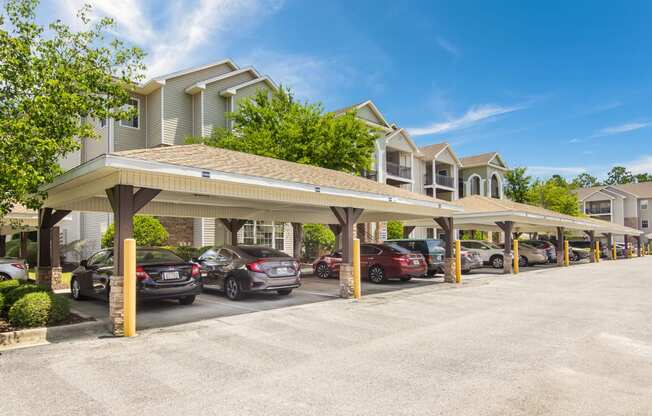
[406,196,605,274]
[0,205,38,260]
[580,218,646,259]
[36,144,462,335]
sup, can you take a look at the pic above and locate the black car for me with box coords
[70,248,202,305]
[196,245,301,300]
[384,239,445,275]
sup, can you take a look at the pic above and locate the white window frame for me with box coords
[643,220,649,229]
[641,200,648,210]
[119,97,140,130]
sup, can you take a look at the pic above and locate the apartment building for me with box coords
[58,59,295,258]
[575,182,652,242]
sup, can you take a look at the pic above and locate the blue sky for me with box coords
[44,0,652,179]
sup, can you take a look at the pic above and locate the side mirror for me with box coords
[191,257,199,263]
[80,259,88,268]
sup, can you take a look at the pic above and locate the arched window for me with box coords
[491,174,500,199]
[470,176,481,195]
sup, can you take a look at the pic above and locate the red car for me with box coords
[312,243,426,283]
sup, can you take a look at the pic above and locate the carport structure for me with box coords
[579,217,645,259]
[407,196,605,273]
[0,205,38,259]
[36,144,462,335]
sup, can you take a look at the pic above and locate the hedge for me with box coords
[8,292,70,328]
[3,284,47,312]
[0,292,4,312]
[0,279,20,295]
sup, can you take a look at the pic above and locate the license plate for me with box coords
[162,271,179,280]
[412,259,420,265]
[275,267,289,275]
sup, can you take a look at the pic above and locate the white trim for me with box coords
[432,144,462,166]
[160,86,165,145]
[219,76,278,96]
[353,100,392,129]
[119,97,140,130]
[200,90,205,137]
[467,174,482,196]
[145,95,148,147]
[384,128,421,154]
[184,67,261,94]
[191,92,195,137]
[580,188,618,202]
[151,59,238,84]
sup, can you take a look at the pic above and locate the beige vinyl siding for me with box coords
[192,93,202,137]
[163,63,234,145]
[203,71,258,135]
[147,88,162,147]
[356,106,384,125]
[114,93,147,151]
[386,132,413,153]
[234,82,273,106]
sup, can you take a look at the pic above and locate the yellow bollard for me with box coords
[612,246,617,260]
[455,240,462,283]
[513,239,519,274]
[563,240,570,266]
[123,238,137,337]
[352,238,361,300]
[595,241,600,263]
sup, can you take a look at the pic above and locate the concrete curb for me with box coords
[0,319,108,351]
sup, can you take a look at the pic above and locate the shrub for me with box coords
[303,224,335,259]
[5,240,37,266]
[8,292,70,328]
[386,220,404,240]
[172,246,201,261]
[4,284,47,311]
[101,215,169,248]
[0,279,20,295]
[0,292,4,312]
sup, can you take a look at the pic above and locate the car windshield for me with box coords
[136,249,184,264]
[486,242,502,250]
[426,240,444,252]
[238,246,290,258]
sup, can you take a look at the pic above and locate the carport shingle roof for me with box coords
[456,195,589,222]
[114,144,455,205]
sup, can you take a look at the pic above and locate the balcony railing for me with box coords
[424,174,433,186]
[360,169,378,181]
[585,206,611,215]
[386,161,411,179]
[436,174,455,188]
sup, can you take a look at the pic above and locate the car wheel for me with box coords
[277,289,293,296]
[179,295,196,305]
[224,277,242,300]
[461,269,471,275]
[315,263,330,279]
[519,256,528,267]
[400,277,412,282]
[70,277,85,300]
[368,265,386,284]
[0,272,11,281]
[490,255,504,269]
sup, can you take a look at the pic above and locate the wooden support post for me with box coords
[330,207,364,298]
[636,236,642,257]
[625,235,630,258]
[496,221,514,274]
[106,185,160,336]
[219,218,247,246]
[434,217,455,283]
[584,230,596,263]
[37,208,71,289]
[328,224,342,251]
[403,225,416,239]
[291,222,303,260]
[0,234,5,258]
[605,233,614,260]
[19,232,28,261]
[556,227,565,266]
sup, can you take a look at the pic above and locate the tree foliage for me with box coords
[605,166,634,185]
[504,167,531,203]
[634,173,652,183]
[0,0,145,217]
[102,216,168,248]
[186,87,379,174]
[571,173,600,188]
[386,220,404,240]
[526,177,581,216]
[302,224,335,258]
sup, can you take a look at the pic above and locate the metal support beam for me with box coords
[496,221,514,274]
[403,226,416,238]
[219,218,247,246]
[434,216,455,282]
[291,222,303,259]
[584,230,596,263]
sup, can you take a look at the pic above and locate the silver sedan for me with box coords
[0,258,28,281]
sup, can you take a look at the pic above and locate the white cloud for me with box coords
[527,166,587,176]
[599,122,649,135]
[408,104,523,136]
[436,37,460,57]
[56,0,283,78]
[623,155,652,174]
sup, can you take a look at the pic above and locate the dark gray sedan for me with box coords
[195,245,301,300]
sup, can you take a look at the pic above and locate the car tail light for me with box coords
[246,259,266,273]
[10,263,25,270]
[426,255,432,263]
[135,266,149,281]
[393,254,411,265]
[191,264,200,277]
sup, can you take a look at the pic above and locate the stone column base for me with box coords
[339,263,354,298]
[36,267,64,290]
[442,258,456,283]
[504,253,514,274]
[109,277,124,336]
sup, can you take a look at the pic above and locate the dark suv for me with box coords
[384,239,445,275]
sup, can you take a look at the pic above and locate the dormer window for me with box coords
[120,98,140,129]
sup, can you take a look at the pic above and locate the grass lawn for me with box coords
[27,271,72,288]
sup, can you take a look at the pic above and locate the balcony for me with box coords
[585,206,611,215]
[360,169,378,181]
[386,161,411,179]
[436,174,455,188]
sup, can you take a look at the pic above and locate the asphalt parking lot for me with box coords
[5,257,649,415]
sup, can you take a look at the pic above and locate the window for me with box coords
[87,250,111,267]
[643,220,649,229]
[100,117,107,128]
[642,200,649,210]
[136,249,183,264]
[240,220,286,250]
[361,245,381,255]
[120,98,139,129]
[438,170,448,176]
[470,176,481,195]
[238,246,289,258]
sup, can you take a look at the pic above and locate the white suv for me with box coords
[459,240,505,269]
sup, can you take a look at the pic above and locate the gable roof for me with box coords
[576,182,652,200]
[418,142,462,165]
[384,128,420,153]
[135,59,239,95]
[184,67,260,94]
[459,152,508,170]
[219,76,278,97]
[333,100,392,130]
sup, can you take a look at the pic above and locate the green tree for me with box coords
[634,173,652,183]
[102,216,168,248]
[386,220,403,240]
[186,87,379,173]
[0,0,145,218]
[605,166,634,185]
[572,173,600,188]
[302,224,335,258]
[526,179,581,216]
[504,167,531,203]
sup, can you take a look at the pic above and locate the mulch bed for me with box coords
[0,312,93,333]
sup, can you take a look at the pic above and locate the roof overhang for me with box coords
[184,67,261,95]
[40,154,462,225]
[219,77,278,97]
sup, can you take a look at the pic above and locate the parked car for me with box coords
[0,258,28,281]
[521,240,557,263]
[567,240,592,262]
[70,247,202,304]
[385,239,482,275]
[196,245,301,300]
[497,242,548,267]
[312,243,427,283]
[459,240,506,269]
